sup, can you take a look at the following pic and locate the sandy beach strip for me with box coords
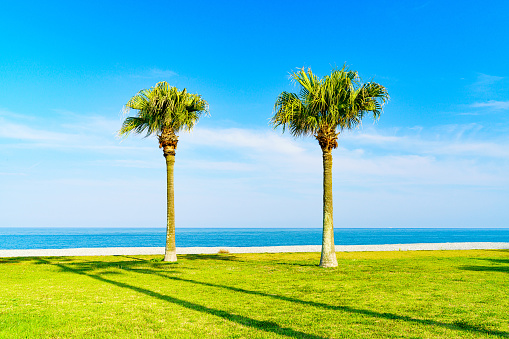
[1,242,508,258]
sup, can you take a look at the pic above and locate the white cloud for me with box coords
[342,131,402,144]
[174,126,509,190]
[473,73,504,86]
[468,73,507,101]
[0,172,26,176]
[131,68,178,79]
[469,73,504,95]
[0,108,37,120]
[90,159,164,169]
[431,141,509,158]
[337,125,509,160]
[179,159,255,172]
[412,1,431,11]
[0,119,71,141]
[148,68,178,78]
[58,113,122,134]
[435,123,483,139]
[2,111,509,228]
[471,100,509,111]
[0,113,154,154]
[334,153,506,187]
[181,127,306,155]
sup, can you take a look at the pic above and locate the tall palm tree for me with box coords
[119,81,209,262]
[271,66,388,267]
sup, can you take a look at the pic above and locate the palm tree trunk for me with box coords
[319,149,338,268]
[164,153,177,262]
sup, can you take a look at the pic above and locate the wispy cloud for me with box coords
[179,159,255,172]
[3,112,508,166]
[432,141,509,158]
[89,159,163,169]
[468,73,506,99]
[0,119,71,141]
[471,100,509,111]
[0,108,37,121]
[342,131,403,144]
[174,126,509,189]
[435,123,483,140]
[456,112,480,116]
[2,110,509,228]
[149,68,178,78]
[412,1,431,11]
[0,113,152,154]
[181,127,306,155]
[473,73,504,86]
[131,68,178,79]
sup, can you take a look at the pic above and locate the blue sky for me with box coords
[1,0,508,228]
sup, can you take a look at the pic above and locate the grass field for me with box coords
[1,250,508,338]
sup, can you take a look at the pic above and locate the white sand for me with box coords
[1,242,508,258]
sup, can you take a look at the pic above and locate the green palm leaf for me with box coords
[119,81,209,138]
[272,66,388,144]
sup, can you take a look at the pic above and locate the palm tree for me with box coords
[271,66,388,267]
[119,81,208,262]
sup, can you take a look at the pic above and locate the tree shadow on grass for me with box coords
[34,257,188,275]
[460,265,509,274]
[459,257,509,274]
[119,255,147,262]
[125,266,509,338]
[181,254,239,261]
[0,257,37,264]
[0,256,75,264]
[480,258,509,264]
[273,261,320,268]
[117,254,239,263]
[39,258,327,339]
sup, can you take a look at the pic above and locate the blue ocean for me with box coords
[1,228,509,250]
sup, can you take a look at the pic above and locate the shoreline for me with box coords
[1,242,509,258]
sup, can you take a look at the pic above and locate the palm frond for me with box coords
[271,66,389,146]
[119,81,209,139]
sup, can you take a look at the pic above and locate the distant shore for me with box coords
[1,242,509,257]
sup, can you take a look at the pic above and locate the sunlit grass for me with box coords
[1,250,508,338]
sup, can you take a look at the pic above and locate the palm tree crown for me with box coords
[272,66,388,150]
[119,81,208,154]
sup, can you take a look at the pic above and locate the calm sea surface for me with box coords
[1,228,509,250]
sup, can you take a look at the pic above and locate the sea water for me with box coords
[1,228,509,250]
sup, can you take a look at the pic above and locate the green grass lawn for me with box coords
[1,250,508,338]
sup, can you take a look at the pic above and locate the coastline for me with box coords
[1,242,509,258]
